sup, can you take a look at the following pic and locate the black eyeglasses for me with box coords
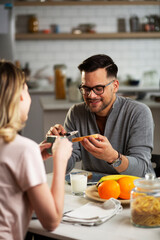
[79,80,115,96]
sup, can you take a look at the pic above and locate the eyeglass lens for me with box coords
[81,86,104,95]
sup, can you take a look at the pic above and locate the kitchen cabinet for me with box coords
[14,1,160,40]
[21,87,54,144]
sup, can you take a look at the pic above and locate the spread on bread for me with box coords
[72,134,98,142]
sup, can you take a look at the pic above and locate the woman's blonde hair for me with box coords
[0,60,25,143]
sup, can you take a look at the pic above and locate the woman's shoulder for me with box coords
[1,135,41,170]
[15,134,39,151]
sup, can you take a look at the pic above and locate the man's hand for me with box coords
[81,134,117,163]
[47,124,66,136]
[39,140,52,160]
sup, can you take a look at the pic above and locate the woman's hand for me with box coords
[52,137,73,165]
[39,140,52,160]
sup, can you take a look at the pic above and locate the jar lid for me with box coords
[54,64,66,69]
[134,173,160,190]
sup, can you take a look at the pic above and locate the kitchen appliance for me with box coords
[0,0,14,61]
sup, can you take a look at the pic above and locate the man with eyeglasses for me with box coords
[49,54,154,177]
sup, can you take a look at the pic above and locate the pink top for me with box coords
[0,134,46,240]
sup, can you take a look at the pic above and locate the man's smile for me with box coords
[86,98,102,109]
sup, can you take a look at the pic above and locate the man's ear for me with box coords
[113,79,119,93]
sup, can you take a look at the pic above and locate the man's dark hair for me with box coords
[78,54,118,78]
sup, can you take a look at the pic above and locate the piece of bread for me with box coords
[87,172,93,180]
[80,171,93,180]
[72,134,99,143]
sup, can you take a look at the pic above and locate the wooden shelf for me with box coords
[15,1,160,41]
[14,1,160,7]
[15,32,160,40]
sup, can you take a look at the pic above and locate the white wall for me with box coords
[14,4,160,83]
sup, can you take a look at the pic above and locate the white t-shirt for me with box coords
[0,134,46,240]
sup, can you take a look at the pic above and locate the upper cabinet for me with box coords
[14,1,160,40]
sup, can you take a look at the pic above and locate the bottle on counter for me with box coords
[67,77,82,102]
[54,64,66,99]
[28,15,39,33]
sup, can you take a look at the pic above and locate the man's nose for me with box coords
[88,89,97,97]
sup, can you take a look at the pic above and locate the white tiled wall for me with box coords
[14,4,160,83]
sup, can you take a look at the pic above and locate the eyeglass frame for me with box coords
[78,79,115,96]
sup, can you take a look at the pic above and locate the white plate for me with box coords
[85,185,130,205]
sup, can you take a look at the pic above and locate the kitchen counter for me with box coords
[40,96,80,110]
[28,81,160,94]
[29,84,160,95]
[28,83,54,94]
[40,95,160,110]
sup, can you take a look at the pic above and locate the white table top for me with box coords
[28,173,160,240]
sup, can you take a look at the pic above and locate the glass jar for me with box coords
[67,77,82,102]
[130,173,160,228]
[129,15,140,32]
[28,15,39,33]
[54,64,66,99]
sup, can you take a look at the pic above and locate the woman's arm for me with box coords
[27,137,72,231]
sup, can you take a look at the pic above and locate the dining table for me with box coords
[27,171,160,240]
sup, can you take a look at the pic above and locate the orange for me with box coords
[98,180,120,199]
[117,177,135,200]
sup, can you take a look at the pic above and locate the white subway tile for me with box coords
[15,5,160,79]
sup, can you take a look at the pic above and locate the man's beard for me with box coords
[85,96,113,113]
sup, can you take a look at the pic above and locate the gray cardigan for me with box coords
[64,95,154,177]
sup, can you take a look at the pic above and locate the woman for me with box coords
[0,61,73,240]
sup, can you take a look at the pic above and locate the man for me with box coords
[49,54,154,177]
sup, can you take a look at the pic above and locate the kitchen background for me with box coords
[1,1,160,158]
[14,1,160,85]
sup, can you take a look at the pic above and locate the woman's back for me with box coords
[0,60,72,239]
[0,134,46,240]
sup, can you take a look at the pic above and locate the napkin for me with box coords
[62,198,122,226]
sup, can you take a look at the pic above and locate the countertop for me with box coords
[28,82,160,95]
[28,81,54,94]
[40,95,160,111]
[40,96,80,110]
[118,85,160,92]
